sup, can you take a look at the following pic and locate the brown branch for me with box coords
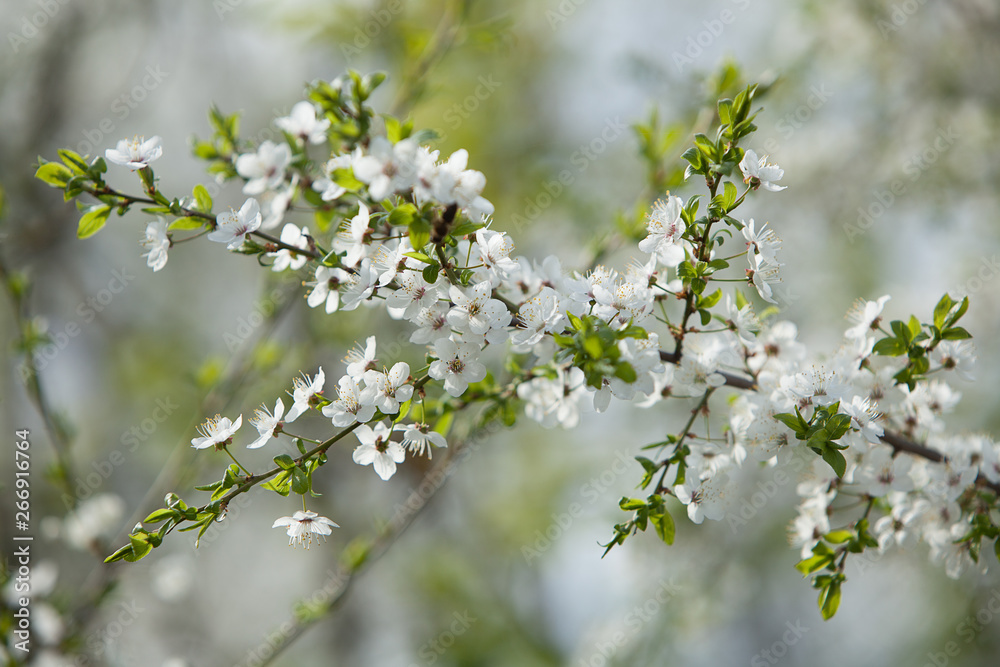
[249,417,502,666]
[657,349,1000,494]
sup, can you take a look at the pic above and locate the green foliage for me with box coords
[794,518,878,620]
[602,493,675,557]
[552,313,647,391]
[774,403,851,477]
[873,293,972,389]
[76,204,111,239]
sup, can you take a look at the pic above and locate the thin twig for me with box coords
[251,418,500,666]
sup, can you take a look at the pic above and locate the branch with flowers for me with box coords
[32,68,1000,643]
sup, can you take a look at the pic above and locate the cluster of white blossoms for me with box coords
[112,76,998,587]
[189,339,444,479]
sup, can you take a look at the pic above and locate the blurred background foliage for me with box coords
[2,0,1000,665]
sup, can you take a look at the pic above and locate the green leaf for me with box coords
[700,288,723,309]
[291,467,310,495]
[409,217,430,250]
[911,356,930,376]
[819,581,842,620]
[451,220,485,237]
[194,482,220,493]
[619,497,647,511]
[404,251,432,264]
[942,326,971,340]
[618,324,649,340]
[77,205,112,239]
[395,398,412,424]
[313,207,337,233]
[261,472,292,496]
[872,337,906,356]
[193,184,213,212]
[890,319,911,344]
[104,545,132,563]
[933,294,954,329]
[826,414,853,440]
[127,534,153,562]
[718,98,733,125]
[773,412,807,436]
[681,146,705,172]
[88,157,107,177]
[273,454,296,470]
[551,333,575,348]
[168,218,206,231]
[822,449,847,478]
[192,141,219,160]
[58,149,90,173]
[583,333,603,360]
[795,554,834,576]
[331,167,363,191]
[35,162,75,187]
[947,296,969,328]
[388,203,417,227]
[693,133,718,161]
[422,262,440,283]
[614,361,637,384]
[722,180,738,211]
[434,410,454,437]
[195,519,216,548]
[143,509,176,524]
[825,530,853,544]
[651,509,675,545]
[384,115,404,143]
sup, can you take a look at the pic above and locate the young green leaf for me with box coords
[651,509,675,545]
[78,205,112,239]
[36,162,75,188]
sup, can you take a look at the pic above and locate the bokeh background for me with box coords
[2,0,1000,665]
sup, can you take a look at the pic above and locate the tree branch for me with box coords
[657,349,1000,494]
[247,417,502,666]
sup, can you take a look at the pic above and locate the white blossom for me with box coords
[363,362,413,414]
[105,135,162,169]
[394,422,447,458]
[352,421,405,480]
[307,265,351,313]
[141,219,170,272]
[247,398,284,449]
[429,338,487,397]
[739,149,786,191]
[235,141,292,195]
[276,101,330,145]
[673,474,729,524]
[322,374,377,426]
[208,198,262,250]
[285,368,326,422]
[191,414,242,449]
[269,223,310,272]
[638,195,687,267]
[272,510,339,548]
